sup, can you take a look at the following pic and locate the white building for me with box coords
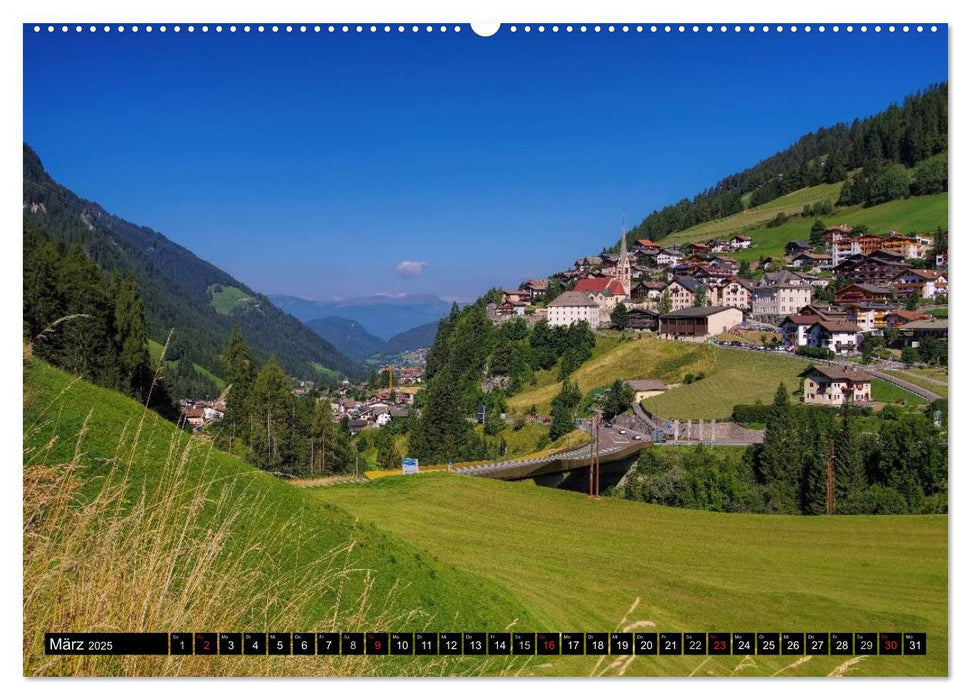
[751,271,813,319]
[807,320,861,355]
[656,248,685,267]
[547,291,601,328]
[801,366,872,406]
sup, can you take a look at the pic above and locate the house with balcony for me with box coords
[807,320,862,355]
[800,365,872,406]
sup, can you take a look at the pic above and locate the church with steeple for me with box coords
[617,223,632,296]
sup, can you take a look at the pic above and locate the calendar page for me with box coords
[20,10,949,683]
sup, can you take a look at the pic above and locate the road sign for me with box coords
[402,458,419,475]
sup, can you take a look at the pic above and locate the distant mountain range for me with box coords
[305,317,387,362]
[305,316,441,362]
[270,293,453,340]
[23,144,361,381]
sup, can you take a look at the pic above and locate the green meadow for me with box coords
[315,472,947,677]
[23,357,947,677]
[659,191,947,263]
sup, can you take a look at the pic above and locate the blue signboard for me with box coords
[402,457,419,475]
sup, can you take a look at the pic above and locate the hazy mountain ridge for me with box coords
[271,293,453,339]
[23,144,361,381]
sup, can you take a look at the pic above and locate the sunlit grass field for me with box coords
[659,192,947,263]
[23,359,539,676]
[314,472,947,677]
[508,335,713,415]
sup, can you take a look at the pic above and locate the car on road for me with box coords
[618,429,627,435]
[633,434,642,440]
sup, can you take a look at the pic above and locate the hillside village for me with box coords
[491,222,947,370]
[175,215,948,439]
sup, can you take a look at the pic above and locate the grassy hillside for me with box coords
[508,335,714,415]
[23,358,543,676]
[314,473,947,677]
[23,145,360,381]
[642,348,812,420]
[659,192,947,263]
[148,339,227,393]
[207,284,254,315]
[661,181,845,243]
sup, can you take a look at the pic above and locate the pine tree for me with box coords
[833,403,866,512]
[374,429,401,471]
[221,325,256,451]
[409,370,474,463]
[247,356,295,473]
[799,412,830,514]
[114,274,151,400]
[57,244,119,388]
[610,302,630,330]
[757,382,801,512]
[309,399,352,475]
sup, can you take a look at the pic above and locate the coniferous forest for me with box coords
[620,384,947,516]
[22,145,361,386]
[626,82,947,243]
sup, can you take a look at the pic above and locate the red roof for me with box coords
[885,309,930,322]
[899,268,939,280]
[574,277,626,296]
[782,314,823,326]
[635,239,661,248]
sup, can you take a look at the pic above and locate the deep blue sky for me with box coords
[23,25,947,301]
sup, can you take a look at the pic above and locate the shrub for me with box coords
[796,346,835,360]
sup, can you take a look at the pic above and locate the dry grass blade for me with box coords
[828,656,868,677]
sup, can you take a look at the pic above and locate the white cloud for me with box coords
[396,260,428,277]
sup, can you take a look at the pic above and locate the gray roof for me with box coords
[549,291,599,308]
[761,270,812,287]
[669,275,705,292]
[661,305,738,319]
[625,379,667,392]
[899,319,948,331]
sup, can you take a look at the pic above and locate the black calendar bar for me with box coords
[45,633,169,655]
[43,631,928,656]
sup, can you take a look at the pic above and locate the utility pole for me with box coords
[595,417,601,498]
[589,419,595,498]
[826,440,835,515]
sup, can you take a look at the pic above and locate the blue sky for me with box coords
[23,25,947,301]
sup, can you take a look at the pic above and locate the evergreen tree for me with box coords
[549,378,582,441]
[809,219,826,247]
[373,429,402,472]
[756,382,801,513]
[220,325,257,452]
[309,399,354,475]
[409,370,475,463]
[833,404,866,512]
[799,412,831,514]
[248,356,297,473]
[57,244,120,388]
[610,302,630,330]
[114,274,151,400]
[603,379,635,420]
[484,404,505,436]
